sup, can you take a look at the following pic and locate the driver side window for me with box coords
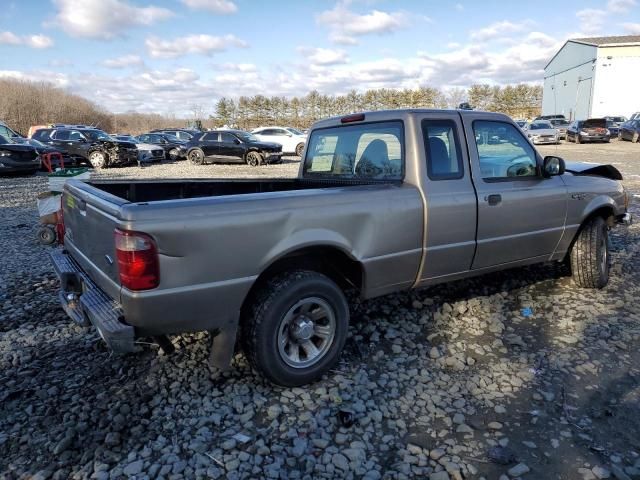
[473,121,537,180]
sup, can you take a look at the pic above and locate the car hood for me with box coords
[136,143,163,150]
[0,144,38,154]
[565,161,623,180]
[529,128,556,135]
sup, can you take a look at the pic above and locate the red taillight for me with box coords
[341,113,365,123]
[114,229,159,291]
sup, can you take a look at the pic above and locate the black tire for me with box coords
[576,134,581,144]
[633,132,639,144]
[246,151,262,167]
[88,150,107,169]
[188,148,204,165]
[37,225,57,245]
[168,148,180,161]
[295,143,305,157]
[570,216,610,289]
[241,270,349,386]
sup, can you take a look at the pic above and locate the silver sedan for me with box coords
[525,121,560,145]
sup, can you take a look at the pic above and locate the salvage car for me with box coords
[566,119,611,143]
[8,136,74,169]
[186,129,283,166]
[32,127,138,168]
[550,118,571,139]
[618,120,640,143]
[0,135,40,174]
[524,120,559,144]
[50,109,631,386]
[251,126,307,156]
[136,133,187,161]
[150,128,201,142]
[113,135,165,163]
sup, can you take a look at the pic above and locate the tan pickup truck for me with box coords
[51,109,631,386]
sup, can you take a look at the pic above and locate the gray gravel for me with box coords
[1,141,639,480]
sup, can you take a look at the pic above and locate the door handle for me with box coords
[485,194,502,206]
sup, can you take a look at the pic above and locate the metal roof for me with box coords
[571,35,640,46]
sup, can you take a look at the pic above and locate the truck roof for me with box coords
[310,109,512,129]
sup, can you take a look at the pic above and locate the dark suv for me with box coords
[33,127,137,168]
[186,130,283,166]
[136,133,187,160]
[150,128,202,142]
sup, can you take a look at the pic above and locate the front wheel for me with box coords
[570,216,610,289]
[633,132,639,144]
[576,134,582,144]
[246,151,262,167]
[241,270,349,386]
[295,143,305,157]
[88,150,107,169]
[168,148,180,161]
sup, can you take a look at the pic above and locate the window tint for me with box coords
[53,130,70,140]
[33,129,51,141]
[175,132,190,140]
[68,130,84,140]
[304,121,403,180]
[473,121,538,180]
[275,129,289,135]
[422,120,463,180]
[220,133,236,143]
[203,132,219,141]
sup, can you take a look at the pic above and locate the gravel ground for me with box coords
[1,140,639,480]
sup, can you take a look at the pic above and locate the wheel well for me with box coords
[565,206,615,259]
[241,246,364,313]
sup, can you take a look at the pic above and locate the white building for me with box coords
[542,35,640,120]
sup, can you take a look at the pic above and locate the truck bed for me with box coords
[90,178,396,202]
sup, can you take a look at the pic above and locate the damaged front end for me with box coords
[100,141,139,166]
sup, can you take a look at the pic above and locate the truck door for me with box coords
[462,114,567,269]
[417,113,478,281]
[198,132,220,158]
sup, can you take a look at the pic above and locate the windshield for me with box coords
[303,121,404,180]
[237,132,259,142]
[530,122,552,130]
[286,128,304,135]
[83,130,113,141]
[0,135,13,144]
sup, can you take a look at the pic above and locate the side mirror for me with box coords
[234,138,241,144]
[543,156,565,177]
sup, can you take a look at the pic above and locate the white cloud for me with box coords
[607,0,637,12]
[52,0,173,39]
[145,34,248,58]
[297,47,349,65]
[180,0,237,14]
[214,63,258,72]
[623,22,640,33]
[317,1,408,45]
[455,3,464,11]
[470,20,533,41]
[576,8,607,34]
[102,54,145,69]
[0,31,53,48]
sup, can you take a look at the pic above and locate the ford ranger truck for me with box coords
[50,109,632,386]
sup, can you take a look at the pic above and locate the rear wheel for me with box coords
[241,270,349,386]
[576,134,582,144]
[570,216,610,289]
[246,151,262,167]
[295,143,305,157]
[88,150,107,169]
[188,148,204,165]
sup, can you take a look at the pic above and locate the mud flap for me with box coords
[208,320,239,371]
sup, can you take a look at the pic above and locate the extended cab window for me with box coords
[473,121,537,180]
[304,121,403,180]
[422,120,463,180]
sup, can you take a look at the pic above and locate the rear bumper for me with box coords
[50,249,135,353]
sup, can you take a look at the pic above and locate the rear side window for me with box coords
[53,129,70,140]
[202,132,219,141]
[304,121,403,180]
[32,129,51,141]
[220,133,236,142]
[422,120,463,180]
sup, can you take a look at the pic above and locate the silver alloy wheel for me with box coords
[277,297,336,369]
[188,149,203,164]
[89,151,106,168]
[169,148,179,160]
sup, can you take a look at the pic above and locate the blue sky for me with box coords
[1,0,638,116]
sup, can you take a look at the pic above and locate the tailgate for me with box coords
[62,181,128,300]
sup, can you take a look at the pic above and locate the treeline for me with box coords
[0,78,542,136]
[215,84,543,130]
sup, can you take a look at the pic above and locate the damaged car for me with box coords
[32,127,138,168]
[0,135,41,174]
